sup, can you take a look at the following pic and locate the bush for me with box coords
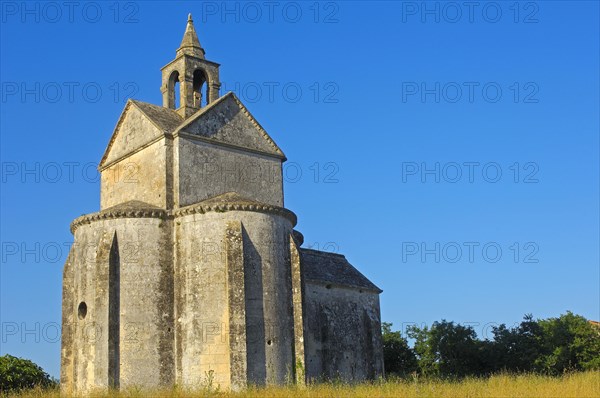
[0,354,57,393]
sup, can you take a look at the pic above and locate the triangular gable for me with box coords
[99,100,181,168]
[174,92,286,160]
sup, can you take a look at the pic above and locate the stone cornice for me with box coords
[173,201,297,226]
[160,54,220,71]
[70,202,296,233]
[70,208,168,234]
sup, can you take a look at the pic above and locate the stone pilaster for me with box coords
[225,221,247,390]
[290,237,306,385]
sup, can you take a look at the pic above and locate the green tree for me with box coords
[396,312,600,379]
[381,322,418,377]
[489,314,545,373]
[536,311,600,374]
[0,354,57,393]
[407,320,487,378]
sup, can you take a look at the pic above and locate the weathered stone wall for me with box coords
[174,212,231,388]
[175,138,283,208]
[174,209,296,389]
[302,283,384,382]
[60,247,75,396]
[61,216,173,394]
[100,139,170,210]
[61,201,383,394]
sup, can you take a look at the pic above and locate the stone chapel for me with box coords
[60,15,383,394]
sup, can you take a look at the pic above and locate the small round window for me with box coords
[78,302,87,320]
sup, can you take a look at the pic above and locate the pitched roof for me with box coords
[300,248,382,293]
[102,200,161,212]
[100,91,285,170]
[130,100,183,133]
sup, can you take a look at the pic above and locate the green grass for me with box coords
[6,371,600,398]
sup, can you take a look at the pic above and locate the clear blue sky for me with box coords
[1,1,598,378]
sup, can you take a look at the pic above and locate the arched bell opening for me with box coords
[167,70,181,110]
[193,69,209,108]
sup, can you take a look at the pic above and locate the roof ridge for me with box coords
[300,248,346,258]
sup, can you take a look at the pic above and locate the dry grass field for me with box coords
[5,371,600,398]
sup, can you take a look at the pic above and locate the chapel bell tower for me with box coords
[161,14,221,118]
